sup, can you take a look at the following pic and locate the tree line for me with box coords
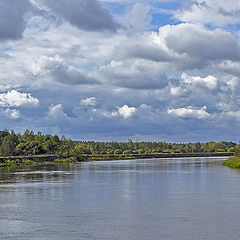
[0,129,237,158]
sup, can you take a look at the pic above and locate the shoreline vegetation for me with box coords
[222,146,240,169]
[222,157,240,169]
[0,159,38,167]
[0,153,233,168]
[0,128,237,168]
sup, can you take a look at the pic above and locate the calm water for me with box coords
[0,157,240,240]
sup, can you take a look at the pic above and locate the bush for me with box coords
[217,148,225,153]
[54,157,77,164]
[0,159,37,167]
[114,149,122,155]
[123,150,132,155]
[227,147,235,153]
[234,148,240,157]
[138,149,145,154]
[222,157,240,169]
[106,149,114,155]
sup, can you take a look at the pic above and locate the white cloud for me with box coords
[118,105,137,119]
[158,23,240,63]
[33,55,98,85]
[175,0,240,26]
[222,111,240,122]
[46,104,70,121]
[3,109,21,119]
[219,60,240,77]
[170,86,188,97]
[124,3,152,32]
[80,97,97,106]
[99,59,169,89]
[181,73,219,92]
[0,90,39,108]
[104,104,137,119]
[168,106,210,119]
[0,84,11,91]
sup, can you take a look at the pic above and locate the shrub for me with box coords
[138,149,145,154]
[123,150,132,155]
[227,147,235,153]
[54,157,77,164]
[114,149,122,155]
[0,159,37,167]
[234,148,240,157]
[106,149,114,155]
[222,157,240,169]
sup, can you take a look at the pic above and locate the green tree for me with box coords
[193,142,202,152]
[114,149,122,155]
[0,133,18,156]
[43,140,57,154]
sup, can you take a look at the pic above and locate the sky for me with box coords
[0,0,240,142]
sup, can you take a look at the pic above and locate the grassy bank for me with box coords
[54,157,77,164]
[87,152,232,161]
[0,154,58,163]
[90,156,137,161]
[0,158,79,168]
[0,160,38,167]
[222,156,240,169]
[0,152,233,163]
[0,154,233,168]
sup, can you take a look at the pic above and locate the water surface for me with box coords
[0,157,240,240]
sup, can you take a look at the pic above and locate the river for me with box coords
[0,157,239,240]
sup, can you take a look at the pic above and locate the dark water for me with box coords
[0,157,240,240]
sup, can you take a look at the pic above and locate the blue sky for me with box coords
[0,0,240,142]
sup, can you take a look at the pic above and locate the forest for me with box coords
[0,129,237,159]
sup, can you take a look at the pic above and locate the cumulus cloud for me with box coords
[46,104,70,121]
[225,111,240,122]
[99,60,169,89]
[80,97,97,107]
[104,104,137,119]
[168,106,210,119]
[38,0,119,32]
[113,34,173,63]
[33,55,98,85]
[117,105,137,119]
[218,61,240,77]
[124,3,152,32]
[181,73,219,92]
[110,23,240,75]
[160,23,240,63]
[0,0,30,41]
[175,0,240,26]
[3,108,21,119]
[170,86,188,97]
[0,90,39,108]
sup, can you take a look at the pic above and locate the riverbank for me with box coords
[0,159,38,167]
[0,152,233,164]
[0,157,77,167]
[0,153,232,168]
[222,156,240,169]
[87,152,232,161]
[0,154,58,163]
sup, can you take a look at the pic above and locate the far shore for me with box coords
[0,152,233,164]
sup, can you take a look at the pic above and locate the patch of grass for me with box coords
[54,157,77,164]
[0,159,38,167]
[222,156,240,169]
[90,156,137,161]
